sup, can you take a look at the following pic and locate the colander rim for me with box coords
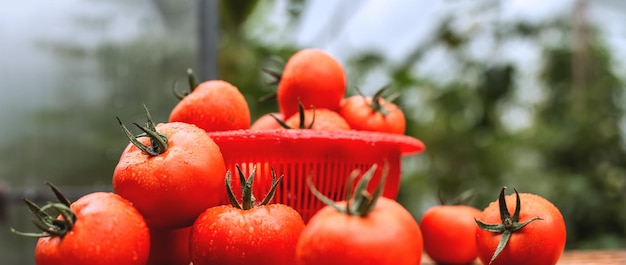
[207,129,426,155]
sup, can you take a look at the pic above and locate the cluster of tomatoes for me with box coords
[420,187,567,265]
[14,48,567,265]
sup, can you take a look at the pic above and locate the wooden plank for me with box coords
[558,250,626,265]
[421,250,626,265]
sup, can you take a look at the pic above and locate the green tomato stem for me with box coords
[116,105,168,156]
[11,183,77,238]
[475,187,544,264]
[173,68,199,100]
[307,162,389,217]
[225,165,283,210]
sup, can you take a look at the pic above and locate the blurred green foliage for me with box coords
[2,2,625,262]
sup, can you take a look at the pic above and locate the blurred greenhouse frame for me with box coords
[1,0,625,264]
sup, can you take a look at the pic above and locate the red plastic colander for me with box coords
[207,129,425,222]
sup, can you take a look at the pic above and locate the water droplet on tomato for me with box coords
[238,218,246,227]
[254,219,261,225]
[248,226,254,233]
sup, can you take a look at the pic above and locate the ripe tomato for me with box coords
[169,79,251,132]
[190,166,305,265]
[147,226,191,265]
[475,187,566,265]
[420,205,481,264]
[296,165,422,265]
[114,111,226,229]
[277,48,346,118]
[339,89,406,134]
[284,108,350,131]
[250,112,283,130]
[296,198,422,265]
[15,184,150,265]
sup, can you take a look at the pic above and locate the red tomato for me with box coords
[339,93,406,134]
[147,226,191,265]
[25,189,150,265]
[420,205,481,264]
[190,204,304,265]
[277,49,346,118]
[190,167,305,265]
[296,165,422,265]
[250,112,283,130]
[169,80,251,132]
[284,108,350,131]
[113,117,226,229]
[296,198,422,265]
[475,188,566,265]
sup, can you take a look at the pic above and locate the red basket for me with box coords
[207,129,425,222]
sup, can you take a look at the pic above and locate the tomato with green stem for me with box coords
[283,108,350,131]
[339,85,406,134]
[169,69,251,132]
[12,183,150,265]
[190,165,305,265]
[113,105,226,229]
[296,164,423,265]
[475,187,566,265]
[273,100,350,131]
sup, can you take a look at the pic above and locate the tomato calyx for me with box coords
[308,163,389,217]
[272,100,316,129]
[357,85,400,116]
[257,56,285,103]
[475,187,544,265]
[172,68,199,100]
[437,189,475,206]
[117,105,169,156]
[226,165,283,210]
[261,56,285,85]
[11,182,77,238]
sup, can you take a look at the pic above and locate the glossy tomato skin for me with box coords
[277,49,346,118]
[169,80,251,132]
[420,205,482,264]
[475,193,566,265]
[339,96,406,134]
[284,108,350,131]
[250,112,283,130]
[190,204,305,265]
[296,197,422,265]
[147,226,191,265]
[34,192,150,265]
[113,122,226,229]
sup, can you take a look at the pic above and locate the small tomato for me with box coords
[475,187,566,265]
[190,166,305,265]
[277,49,346,118]
[420,204,481,264]
[296,164,422,265]
[169,77,251,132]
[339,86,405,134]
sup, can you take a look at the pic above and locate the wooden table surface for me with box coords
[422,250,626,264]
